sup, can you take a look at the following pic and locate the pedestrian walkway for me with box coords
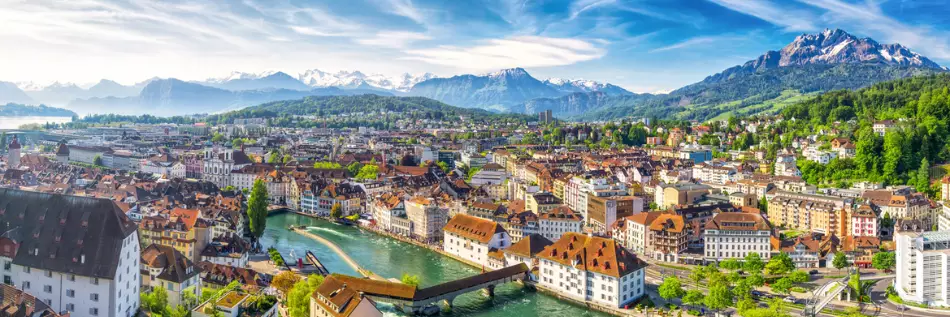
[292,227,387,280]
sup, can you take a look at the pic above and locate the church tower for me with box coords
[7,134,20,169]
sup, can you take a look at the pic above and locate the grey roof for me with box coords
[0,188,138,279]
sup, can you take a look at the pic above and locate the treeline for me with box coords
[781,73,950,189]
[0,103,76,117]
[576,63,942,122]
[204,95,534,129]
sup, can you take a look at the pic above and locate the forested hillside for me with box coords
[779,74,950,189]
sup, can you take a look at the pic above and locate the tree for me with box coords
[689,266,706,283]
[737,296,757,312]
[288,275,324,317]
[346,162,363,176]
[93,155,103,166]
[167,304,191,317]
[212,132,224,142]
[872,252,895,271]
[833,252,850,271]
[401,273,421,287]
[272,271,302,295]
[733,278,753,299]
[743,252,765,273]
[658,276,686,301]
[330,203,343,219]
[223,185,235,192]
[788,270,810,284]
[766,253,795,275]
[758,196,768,214]
[720,259,742,270]
[704,283,734,312]
[771,277,793,294]
[247,179,269,241]
[917,157,931,194]
[141,287,169,313]
[355,164,379,181]
[848,272,865,301]
[682,290,704,307]
[747,273,765,287]
[436,161,449,173]
[267,151,280,164]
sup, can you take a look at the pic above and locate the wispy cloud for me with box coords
[375,0,426,25]
[568,0,615,20]
[649,35,722,53]
[355,31,431,48]
[708,0,817,32]
[404,36,606,71]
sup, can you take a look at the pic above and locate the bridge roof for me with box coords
[414,263,529,301]
[329,274,417,301]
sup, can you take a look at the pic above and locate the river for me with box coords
[261,213,610,317]
[0,116,72,129]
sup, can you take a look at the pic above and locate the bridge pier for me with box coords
[483,285,496,298]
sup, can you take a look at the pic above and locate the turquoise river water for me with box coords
[261,213,610,317]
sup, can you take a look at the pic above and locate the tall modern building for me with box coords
[895,230,950,306]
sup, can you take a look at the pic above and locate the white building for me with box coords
[703,212,773,263]
[443,214,512,267]
[537,233,647,308]
[0,189,140,317]
[538,206,583,242]
[141,155,186,178]
[691,163,736,185]
[202,148,253,189]
[895,230,950,307]
[612,212,659,256]
[141,244,201,307]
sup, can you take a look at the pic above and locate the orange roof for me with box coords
[538,232,647,278]
[444,214,507,244]
[648,214,686,233]
[170,208,200,230]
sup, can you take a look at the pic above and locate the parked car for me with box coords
[751,290,764,298]
[784,296,798,304]
[809,269,820,275]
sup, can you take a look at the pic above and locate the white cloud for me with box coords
[375,0,425,25]
[568,0,616,20]
[708,0,817,32]
[649,36,720,53]
[355,31,431,48]
[403,36,605,70]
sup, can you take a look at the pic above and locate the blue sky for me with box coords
[2,0,949,93]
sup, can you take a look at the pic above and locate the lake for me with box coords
[0,116,72,129]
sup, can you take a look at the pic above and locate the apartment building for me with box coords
[654,183,711,209]
[443,214,512,267]
[647,214,689,263]
[537,233,648,308]
[141,244,202,307]
[0,189,140,317]
[767,191,850,236]
[139,208,212,261]
[587,195,639,234]
[895,230,950,307]
[538,206,584,242]
[612,212,660,256]
[703,212,774,263]
[405,197,448,243]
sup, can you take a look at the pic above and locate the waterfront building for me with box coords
[443,214,512,267]
[612,212,660,256]
[0,189,140,317]
[646,213,688,263]
[405,197,448,243]
[537,233,648,308]
[141,244,202,307]
[310,275,384,317]
[503,234,554,270]
[703,212,773,263]
[196,262,270,289]
[895,230,950,306]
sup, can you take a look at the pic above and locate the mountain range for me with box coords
[1,29,945,119]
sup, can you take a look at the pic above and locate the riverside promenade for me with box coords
[291,227,387,281]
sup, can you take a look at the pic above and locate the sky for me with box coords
[2,0,950,93]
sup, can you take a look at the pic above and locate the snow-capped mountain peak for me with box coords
[297,69,438,92]
[776,28,943,69]
[542,77,631,95]
[206,70,284,84]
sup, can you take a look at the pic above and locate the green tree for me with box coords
[758,196,768,213]
[141,287,169,313]
[733,278,753,299]
[771,277,793,294]
[247,179,269,241]
[346,162,363,176]
[267,151,280,164]
[313,161,343,169]
[355,164,379,181]
[436,161,449,173]
[682,290,705,307]
[737,296,757,312]
[212,132,224,142]
[658,276,686,301]
[401,273,421,287]
[872,252,895,271]
[917,158,931,194]
[689,266,706,283]
[833,252,850,272]
[743,252,765,273]
[788,270,810,284]
[704,282,734,312]
[223,185,235,192]
[720,259,742,270]
[766,253,795,275]
[747,273,765,287]
[288,275,324,317]
[330,203,343,219]
[93,155,103,166]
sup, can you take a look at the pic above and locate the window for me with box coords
[2,261,9,271]
[66,304,74,311]
[67,274,75,282]
[90,308,99,316]
[43,285,52,293]
[91,293,99,301]
[23,281,30,289]
[66,289,75,297]
[22,267,29,273]
[92,278,99,285]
